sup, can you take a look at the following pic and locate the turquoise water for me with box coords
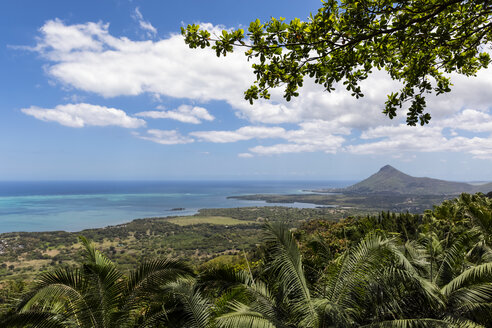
[0,181,351,233]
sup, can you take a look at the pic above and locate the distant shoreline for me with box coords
[0,200,322,235]
[0,180,349,233]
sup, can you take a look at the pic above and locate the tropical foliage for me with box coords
[0,237,194,328]
[182,1,492,125]
[2,193,492,327]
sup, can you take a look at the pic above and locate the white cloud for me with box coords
[34,19,105,54]
[63,94,86,103]
[348,125,445,154]
[238,153,253,158]
[21,103,145,128]
[346,122,492,160]
[191,126,286,143]
[133,7,157,37]
[136,105,214,124]
[249,135,345,156]
[31,20,492,128]
[134,129,193,145]
[134,120,347,155]
[440,109,492,133]
[250,143,319,155]
[32,20,253,101]
[23,20,492,159]
[28,20,403,130]
[446,137,492,160]
[190,121,346,155]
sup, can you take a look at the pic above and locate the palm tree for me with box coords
[439,261,492,326]
[156,279,214,328]
[410,194,492,327]
[315,233,446,327]
[5,195,492,328]
[1,236,194,328]
[197,222,315,327]
[208,222,449,328]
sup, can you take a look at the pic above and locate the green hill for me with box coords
[333,165,492,195]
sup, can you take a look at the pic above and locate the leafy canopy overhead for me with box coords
[182,0,492,125]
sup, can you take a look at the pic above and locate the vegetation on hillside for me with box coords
[2,193,492,327]
[334,165,482,195]
[311,165,492,195]
[0,207,350,281]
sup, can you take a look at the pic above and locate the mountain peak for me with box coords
[378,165,398,173]
[342,165,477,195]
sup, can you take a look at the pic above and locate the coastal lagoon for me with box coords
[0,180,352,233]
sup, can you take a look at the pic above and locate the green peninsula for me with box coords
[229,165,492,212]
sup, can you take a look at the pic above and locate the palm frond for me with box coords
[127,258,194,296]
[325,233,392,308]
[79,235,115,269]
[312,298,354,327]
[442,315,488,328]
[434,232,476,286]
[402,240,429,275]
[380,267,444,313]
[262,221,317,326]
[442,263,492,297]
[196,265,251,294]
[16,268,98,327]
[216,301,275,328]
[0,311,66,328]
[450,283,492,305]
[451,301,492,324]
[160,280,212,328]
[361,318,460,328]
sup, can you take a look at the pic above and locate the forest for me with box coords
[0,207,357,282]
[1,193,492,327]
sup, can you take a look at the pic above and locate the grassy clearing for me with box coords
[166,216,254,226]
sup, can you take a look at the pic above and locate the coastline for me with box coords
[0,180,350,234]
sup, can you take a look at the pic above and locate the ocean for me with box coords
[0,180,352,233]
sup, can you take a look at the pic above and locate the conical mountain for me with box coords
[342,165,487,195]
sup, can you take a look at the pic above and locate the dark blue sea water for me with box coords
[0,180,352,233]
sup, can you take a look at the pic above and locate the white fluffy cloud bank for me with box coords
[136,105,214,124]
[21,103,145,128]
[347,110,492,160]
[30,19,397,127]
[134,129,193,145]
[191,122,346,156]
[24,19,492,159]
[32,19,252,102]
[191,126,287,143]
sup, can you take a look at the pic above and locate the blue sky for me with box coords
[1,0,492,181]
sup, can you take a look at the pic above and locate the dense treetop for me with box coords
[183,0,492,125]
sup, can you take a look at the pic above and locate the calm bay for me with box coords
[0,180,351,233]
